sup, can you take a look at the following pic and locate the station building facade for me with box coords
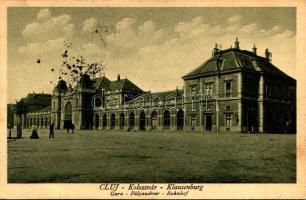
[12,39,296,133]
[182,39,296,133]
[11,93,52,129]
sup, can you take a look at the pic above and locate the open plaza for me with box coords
[7,129,296,183]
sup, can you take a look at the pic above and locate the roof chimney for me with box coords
[235,37,240,49]
[252,44,257,55]
[117,74,120,81]
[265,48,272,61]
[212,43,219,57]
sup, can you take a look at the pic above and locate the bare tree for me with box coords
[49,24,115,89]
[15,98,27,138]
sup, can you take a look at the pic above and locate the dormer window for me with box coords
[252,60,260,71]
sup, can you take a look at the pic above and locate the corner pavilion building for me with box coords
[14,39,296,133]
[182,39,296,133]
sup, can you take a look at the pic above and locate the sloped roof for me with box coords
[110,78,143,92]
[152,89,184,99]
[182,48,295,81]
[35,105,51,113]
[93,76,143,92]
[109,79,127,90]
[23,93,51,106]
[93,76,111,90]
[22,93,51,112]
[127,89,183,103]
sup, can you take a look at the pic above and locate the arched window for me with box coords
[164,110,170,129]
[120,113,125,129]
[151,111,158,130]
[139,111,146,131]
[65,102,72,120]
[177,109,184,130]
[102,114,107,129]
[129,112,135,129]
[95,114,99,129]
[111,113,116,129]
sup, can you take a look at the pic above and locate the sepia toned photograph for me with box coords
[1,1,305,199]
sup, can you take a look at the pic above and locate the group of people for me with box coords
[30,123,76,139]
[66,123,75,134]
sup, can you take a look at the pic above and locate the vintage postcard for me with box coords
[0,0,305,199]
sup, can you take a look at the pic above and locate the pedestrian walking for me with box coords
[30,124,39,139]
[49,123,55,138]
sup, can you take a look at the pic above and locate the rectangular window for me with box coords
[204,105,212,112]
[225,114,232,126]
[190,85,196,96]
[225,81,232,97]
[191,97,195,111]
[205,82,214,96]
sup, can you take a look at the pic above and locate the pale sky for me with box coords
[7,7,296,103]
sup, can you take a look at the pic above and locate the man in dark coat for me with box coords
[49,123,55,138]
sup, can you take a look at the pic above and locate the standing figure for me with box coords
[49,123,55,138]
[71,123,75,134]
[30,124,39,139]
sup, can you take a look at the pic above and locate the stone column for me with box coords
[115,111,119,130]
[134,111,139,131]
[146,113,150,131]
[99,113,102,130]
[125,111,129,131]
[258,75,264,133]
[157,110,163,131]
[107,112,111,130]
